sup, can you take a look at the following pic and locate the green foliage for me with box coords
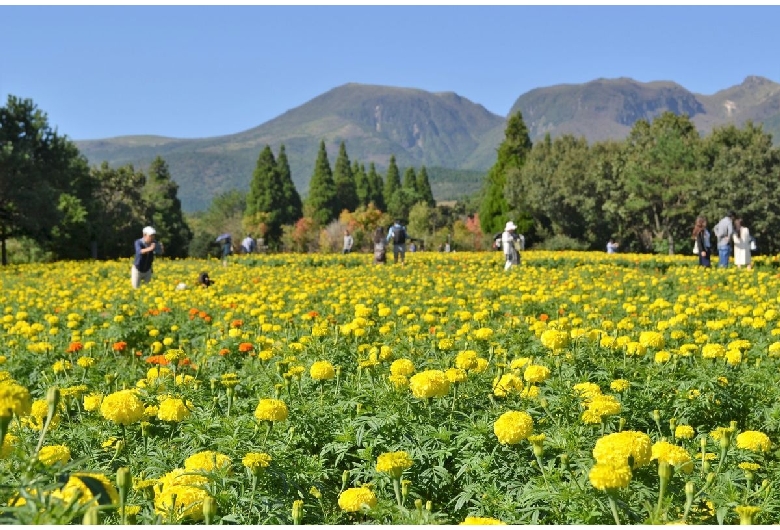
[480,111,533,235]
[305,141,338,226]
[353,161,369,208]
[415,166,435,207]
[402,167,417,191]
[383,156,401,205]
[143,156,193,258]
[333,142,358,213]
[277,145,303,227]
[366,163,385,210]
[188,190,246,258]
[245,146,286,244]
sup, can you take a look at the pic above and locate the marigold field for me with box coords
[3,251,780,524]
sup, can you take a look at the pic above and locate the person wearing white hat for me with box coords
[131,226,157,289]
[502,221,519,271]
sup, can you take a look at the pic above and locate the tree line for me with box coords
[479,110,780,254]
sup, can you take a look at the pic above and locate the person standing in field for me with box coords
[606,239,619,254]
[732,216,753,269]
[386,220,408,265]
[502,221,519,271]
[241,234,256,254]
[221,237,233,267]
[692,216,711,268]
[131,226,157,289]
[343,229,354,254]
[373,226,387,264]
[712,211,735,268]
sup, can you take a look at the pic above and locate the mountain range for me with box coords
[75,76,780,212]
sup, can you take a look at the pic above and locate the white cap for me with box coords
[142,226,156,236]
[505,221,517,231]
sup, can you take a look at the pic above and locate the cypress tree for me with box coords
[305,140,337,226]
[246,145,286,243]
[143,156,193,258]
[367,162,385,210]
[479,111,533,234]
[277,144,302,225]
[416,165,435,207]
[354,160,369,207]
[383,155,401,207]
[402,167,417,191]
[333,141,358,213]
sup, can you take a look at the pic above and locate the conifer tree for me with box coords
[143,156,193,257]
[479,111,533,234]
[367,162,385,210]
[305,140,337,226]
[383,155,401,208]
[402,167,417,191]
[333,141,358,213]
[416,165,435,207]
[277,144,302,226]
[354,160,369,207]
[245,145,286,243]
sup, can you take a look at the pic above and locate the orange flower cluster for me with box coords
[66,342,83,353]
[112,341,127,352]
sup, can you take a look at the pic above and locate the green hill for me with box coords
[76,77,780,212]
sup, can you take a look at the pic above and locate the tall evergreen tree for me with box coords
[353,161,369,207]
[383,155,401,210]
[367,162,385,210]
[416,165,435,207]
[333,142,358,213]
[402,167,417,191]
[305,140,337,226]
[480,111,533,234]
[277,144,302,226]
[143,156,193,258]
[245,145,286,243]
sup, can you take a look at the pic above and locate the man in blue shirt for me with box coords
[132,226,157,289]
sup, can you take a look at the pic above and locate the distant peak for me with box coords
[742,75,774,86]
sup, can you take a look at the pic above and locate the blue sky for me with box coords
[2,6,779,140]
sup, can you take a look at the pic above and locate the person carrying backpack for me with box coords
[386,220,408,265]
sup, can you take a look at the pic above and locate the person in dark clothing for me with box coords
[198,272,214,287]
[132,226,157,289]
[692,216,711,267]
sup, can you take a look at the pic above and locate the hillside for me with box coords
[77,84,504,211]
[77,76,780,212]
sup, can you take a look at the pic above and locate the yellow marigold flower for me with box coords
[639,331,665,349]
[593,431,652,469]
[520,385,540,399]
[509,357,531,370]
[76,356,95,369]
[736,431,771,452]
[52,359,72,373]
[390,359,415,376]
[493,410,534,445]
[53,472,119,506]
[338,487,377,512]
[710,427,730,442]
[738,462,760,471]
[438,338,454,350]
[388,374,408,389]
[310,360,335,381]
[242,452,272,473]
[675,425,695,440]
[655,350,672,363]
[100,389,145,426]
[1,433,19,458]
[589,462,632,491]
[768,341,780,357]
[625,341,646,356]
[461,516,506,525]
[472,327,494,341]
[184,450,232,472]
[573,382,601,399]
[523,365,550,384]
[540,329,570,351]
[0,381,32,417]
[445,368,467,384]
[584,394,621,419]
[409,370,450,399]
[23,399,59,431]
[147,366,172,381]
[157,468,208,492]
[725,349,742,365]
[472,358,489,373]
[701,344,726,359]
[38,444,71,465]
[154,485,208,521]
[610,379,630,392]
[376,450,413,479]
[492,374,522,398]
[455,350,478,370]
[254,398,289,422]
[651,441,693,473]
[157,397,192,423]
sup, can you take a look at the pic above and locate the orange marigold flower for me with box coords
[66,342,83,353]
[145,355,170,366]
[308,311,319,318]
[230,319,243,328]
[198,311,207,319]
[238,343,254,353]
[539,314,549,322]
[219,348,230,356]
[112,342,127,352]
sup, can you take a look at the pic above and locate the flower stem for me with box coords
[608,495,621,525]
[392,478,403,508]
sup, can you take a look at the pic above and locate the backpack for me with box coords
[392,226,407,245]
